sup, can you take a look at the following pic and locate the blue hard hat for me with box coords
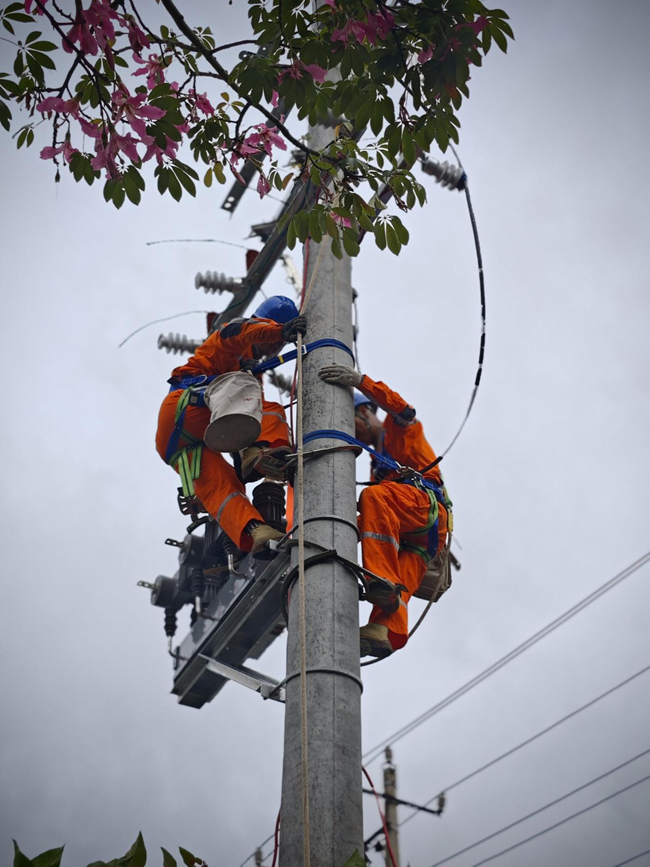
[354,391,376,411]
[252,295,299,324]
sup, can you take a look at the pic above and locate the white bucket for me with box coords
[203,370,263,452]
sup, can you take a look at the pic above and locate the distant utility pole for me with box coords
[279,112,363,865]
[254,847,263,867]
[384,748,401,867]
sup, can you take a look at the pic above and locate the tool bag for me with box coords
[413,538,452,602]
[203,370,263,452]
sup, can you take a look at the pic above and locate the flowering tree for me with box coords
[0,0,512,256]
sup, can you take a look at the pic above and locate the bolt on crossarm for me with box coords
[279,116,363,864]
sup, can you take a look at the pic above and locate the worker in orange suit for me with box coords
[319,364,450,658]
[156,296,306,553]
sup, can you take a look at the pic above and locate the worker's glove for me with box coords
[319,364,363,388]
[282,315,307,343]
[239,358,259,373]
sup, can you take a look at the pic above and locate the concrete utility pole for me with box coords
[279,116,363,864]
[384,748,401,867]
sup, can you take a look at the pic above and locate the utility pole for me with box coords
[383,748,401,867]
[279,114,363,865]
[254,848,263,867]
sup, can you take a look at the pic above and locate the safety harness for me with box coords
[164,339,355,497]
[303,429,453,563]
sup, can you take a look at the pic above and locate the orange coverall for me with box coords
[357,375,448,651]
[155,318,290,550]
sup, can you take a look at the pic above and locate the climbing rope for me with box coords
[295,235,328,867]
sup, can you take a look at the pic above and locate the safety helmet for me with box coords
[252,295,299,324]
[354,391,376,412]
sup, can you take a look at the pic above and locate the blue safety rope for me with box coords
[302,429,443,496]
[168,338,354,391]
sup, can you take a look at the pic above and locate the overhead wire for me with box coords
[429,747,650,866]
[118,309,209,348]
[612,851,650,867]
[363,550,650,764]
[470,773,650,867]
[400,664,650,829]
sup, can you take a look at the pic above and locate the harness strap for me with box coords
[168,338,355,391]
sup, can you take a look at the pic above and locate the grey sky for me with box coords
[1,2,649,866]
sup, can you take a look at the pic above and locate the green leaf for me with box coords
[392,216,410,245]
[119,833,146,867]
[33,847,65,867]
[203,166,213,188]
[29,41,57,51]
[386,222,401,255]
[161,850,177,867]
[309,209,323,243]
[178,848,204,867]
[24,30,41,43]
[175,170,196,197]
[167,171,183,201]
[157,168,169,194]
[343,850,366,867]
[490,23,508,53]
[374,220,387,251]
[123,171,141,204]
[112,185,126,209]
[342,231,360,257]
[13,840,33,867]
[213,161,226,184]
[286,217,297,250]
[103,179,116,202]
[330,236,343,260]
[401,129,417,167]
[16,127,27,148]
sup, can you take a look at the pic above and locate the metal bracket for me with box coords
[198,655,286,702]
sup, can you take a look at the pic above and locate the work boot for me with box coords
[249,523,285,554]
[240,445,264,482]
[360,623,393,659]
[364,577,402,614]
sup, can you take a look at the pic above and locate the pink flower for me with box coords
[84,0,123,52]
[241,124,287,159]
[40,139,78,163]
[90,129,141,178]
[467,15,488,36]
[229,157,246,185]
[332,10,395,46]
[78,117,102,138]
[271,90,279,108]
[417,44,434,64]
[323,0,337,7]
[188,89,215,117]
[111,88,166,139]
[133,53,166,90]
[24,0,47,13]
[65,15,99,55]
[37,96,81,118]
[126,18,150,53]
[256,173,270,198]
[331,212,352,228]
[301,63,327,83]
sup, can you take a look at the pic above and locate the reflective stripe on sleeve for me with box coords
[216,490,247,524]
[361,531,400,550]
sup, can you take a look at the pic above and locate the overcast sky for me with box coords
[1,2,649,866]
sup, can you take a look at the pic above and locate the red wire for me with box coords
[362,766,398,867]
[271,809,281,867]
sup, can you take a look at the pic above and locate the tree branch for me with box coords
[158,0,318,157]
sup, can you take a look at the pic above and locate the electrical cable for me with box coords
[612,851,650,867]
[363,550,650,764]
[429,748,650,866]
[470,773,650,867]
[271,809,281,867]
[363,766,399,867]
[118,309,208,348]
[401,664,650,829]
[235,833,275,867]
[146,238,250,248]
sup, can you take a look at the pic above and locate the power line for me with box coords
[401,664,650,827]
[613,851,650,867]
[470,773,650,867]
[363,551,650,764]
[236,833,275,867]
[429,748,650,866]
